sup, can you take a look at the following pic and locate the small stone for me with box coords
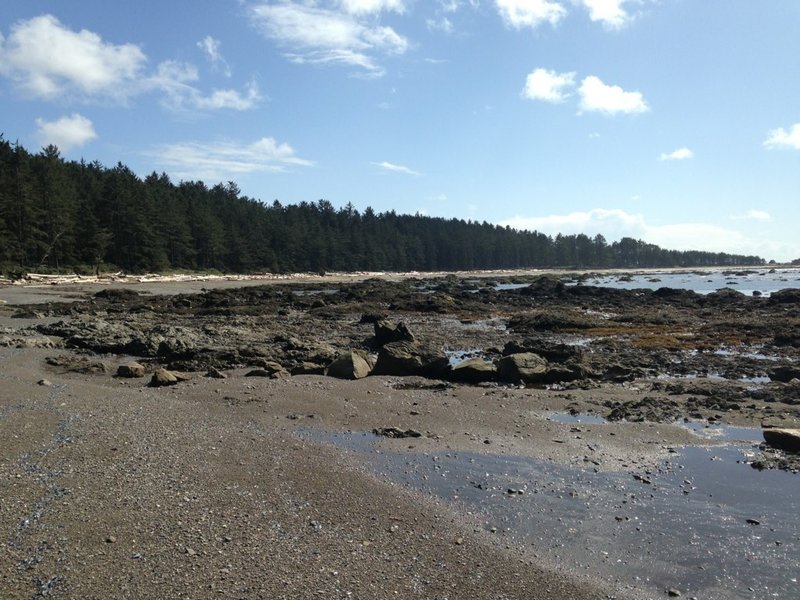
[37,379,52,386]
[105,536,117,543]
[455,537,464,545]
[185,547,196,556]
[746,518,760,526]
[667,589,681,597]
[205,368,227,379]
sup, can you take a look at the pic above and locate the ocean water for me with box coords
[573,267,800,297]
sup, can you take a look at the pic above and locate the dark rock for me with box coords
[449,358,496,383]
[326,350,373,380]
[768,288,800,304]
[768,366,800,383]
[503,339,584,363]
[763,428,800,452]
[518,275,565,296]
[94,288,140,300]
[205,368,227,379]
[373,320,416,346]
[373,427,422,439]
[497,353,548,384]
[116,362,146,378]
[372,341,450,378]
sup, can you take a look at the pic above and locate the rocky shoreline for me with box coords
[1,272,799,598]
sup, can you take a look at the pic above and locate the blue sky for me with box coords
[2,0,799,261]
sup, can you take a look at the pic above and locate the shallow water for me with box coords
[303,429,800,600]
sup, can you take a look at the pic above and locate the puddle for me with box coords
[548,413,608,425]
[301,429,800,600]
[680,420,766,442]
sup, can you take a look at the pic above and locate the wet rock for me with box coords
[94,288,140,301]
[503,339,584,363]
[768,366,800,383]
[497,352,548,384]
[518,275,565,296]
[373,427,422,439]
[372,341,450,378]
[449,358,497,383]
[116,362,146,378]
[326,350,374,380]
[373,319,415,346]
[763,428,800,452]
[768,288,800,304]
[508,311,596,332]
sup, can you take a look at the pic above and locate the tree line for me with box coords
[0,137,765,274]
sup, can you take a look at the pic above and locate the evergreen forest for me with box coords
[0,138,765,275]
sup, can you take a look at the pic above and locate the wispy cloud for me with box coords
[495,0,567,29]
[148,137,313,182]
[500,207,794,260]
[522,68,576,103]
[197,36,232,77]
[248,2,408,77]
[35,113,97,152]
[340,0,406,14]
[764,123,800,150]
[731,210,771,222]
[659,147,693,161]
[373,161,422,176]
[578,75,649,115]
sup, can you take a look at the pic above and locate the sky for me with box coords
[1,0,799,261]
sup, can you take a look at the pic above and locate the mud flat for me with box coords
[1,273,799,598]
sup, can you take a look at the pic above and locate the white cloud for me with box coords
[198,36,231,77]
[248,2,408,76]
[495,0,567,29]
[731,210,771,222]
[578,75,649,115]
[0,14,146,100]
[372,161,422,176]
[579,0,633,29]
[0,15,261,112]
[522,68,576,103]
[149,137,313,182]
[339,0,406,14]
[659,147,693,161]
[149,61,262,111]
[500,207,795,260]
[764,123,800,150]
[35,113,97,152]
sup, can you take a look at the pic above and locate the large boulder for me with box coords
[149,368,190,387]
[117,362,146,378]
[449,358,496,384]
[768,366,800,383]
[763,428,800,452]
[373,320,415,346]
[326,350,374,380]
[372,341,449,378]
[497,353,548,384]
